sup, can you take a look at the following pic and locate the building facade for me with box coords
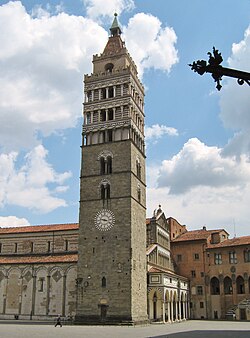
[171,224,250,320]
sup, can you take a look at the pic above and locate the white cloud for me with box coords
[83,0,135,21]
[145,124,178,143]
[123,13,178,77]
[0,145,71,213]
[157,138,250,194]
[146,137,250,237]
[0,1,108,151]
[0,216,30,228]
[219,25,250,158]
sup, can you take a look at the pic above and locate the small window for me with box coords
[244,250,250,262]
[197,286,203,295]
[194,253,200,260]
[0,243,2,253]
[14,243,18,253]
[214,253,222,265]
[107,130,113,142]
[229,251,237,264]
[38,278,45,292]
[201,272,204,277]
[100,157,105,175]
[65,240,68,251]
[100,110,106,121]
[86,113,91,124]
[47,241,51,252]
[191,270,196,278]
[200,302,204,308]
[177,254,182,262]
[102,276,106,288]
[30,242,34,253]
[108,87,114,98]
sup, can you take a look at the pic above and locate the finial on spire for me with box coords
[110,13,122,36]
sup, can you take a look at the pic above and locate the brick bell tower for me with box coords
[76,14,148,324]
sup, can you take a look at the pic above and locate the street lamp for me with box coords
[189,47,250,91]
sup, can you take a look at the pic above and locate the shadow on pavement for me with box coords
[147,330,250,338]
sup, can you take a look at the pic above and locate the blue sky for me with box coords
[0,0,250,237]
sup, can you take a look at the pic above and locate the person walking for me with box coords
[55,314,62,327]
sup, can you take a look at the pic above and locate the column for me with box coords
[183,301,186,320]
[162,301,165,323]
[113,85,116,97]
[113,107,116,120]
[62,275,67,317]
[31,274,37,316]
[170,301,174,322]
[99,89,101,100]
[167,301,171,323]
[46,275,51,315]
[91,111,93,124]
[106,87,108,99]
[121,83,123,96]
[84,92,87,103]
[105,109,108,121]
[178,301,182,320]
[121,105,124,118]
[91,90,94,101]
[175,301,178,321]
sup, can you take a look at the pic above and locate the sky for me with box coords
[0,0,250,237]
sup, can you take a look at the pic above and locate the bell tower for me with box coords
[76,14,147,324]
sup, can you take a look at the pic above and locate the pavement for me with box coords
[0,320,249,338]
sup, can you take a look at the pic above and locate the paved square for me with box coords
[0,320,249,338]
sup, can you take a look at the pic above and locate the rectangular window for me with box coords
[200,302,204,308]
[191,270,196,278]
[38,278,45,292]
[200,272,204,277]
[65,240,68,251]
[229,251,237,264]
[47,241,51,252]
[194,253,200,260]
[177,254,182,262]
[197,286,203,295]
[30,242,34,253]
[14,243,18,253]
[0,243,2,253]
[244,250,250,262]
[214,253,222,265]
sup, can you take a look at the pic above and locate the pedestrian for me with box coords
[55,314,62,327]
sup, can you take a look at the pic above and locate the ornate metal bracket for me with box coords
[189,47,250,91]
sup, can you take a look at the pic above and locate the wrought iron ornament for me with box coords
[189,47,250,91]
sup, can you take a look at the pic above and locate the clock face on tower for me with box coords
[94,209,115,231]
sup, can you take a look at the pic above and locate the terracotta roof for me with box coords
[0,254,78,265]
[207,235,250,249]
[102,35,124,56]
[172,229,225,242]
[0,223,79,235]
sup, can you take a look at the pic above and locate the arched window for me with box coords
[137,184,141,203]
[108,87,114,98]
[108,108,114,120]
[224,276,232,294]
[100,157,105,175]
[136,160,141,179]
[236,276,245,294]
[100,182,110,200]
[210,277,220,295]
[105,63,114,73]
[102,276,106,287]
[107,156,112,174]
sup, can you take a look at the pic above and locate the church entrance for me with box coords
[100,305,108,321]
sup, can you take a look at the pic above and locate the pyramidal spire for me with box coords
[110,13,122,36]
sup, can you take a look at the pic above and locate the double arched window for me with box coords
[99,151,113,175]
[136,158,141,179]
[100,179,111,202]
